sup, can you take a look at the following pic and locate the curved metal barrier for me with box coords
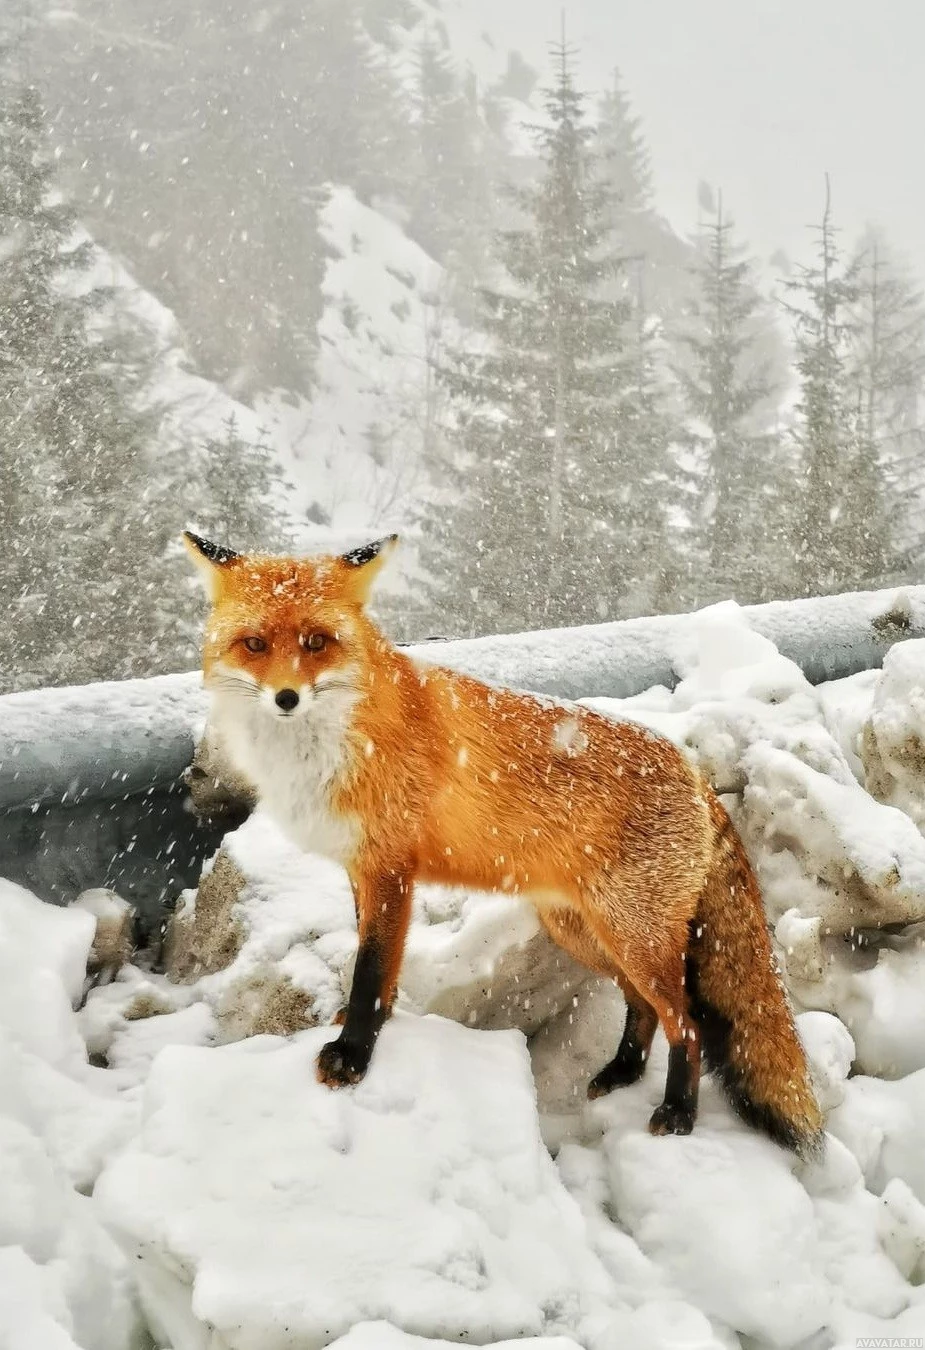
[1,583,922,924]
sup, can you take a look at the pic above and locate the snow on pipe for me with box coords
[0,583,921,813]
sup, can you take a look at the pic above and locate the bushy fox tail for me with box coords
[687,795,824,1157]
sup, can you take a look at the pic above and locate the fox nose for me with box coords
[275,688,299,713]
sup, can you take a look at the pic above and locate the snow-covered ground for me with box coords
[6,605,925,1348]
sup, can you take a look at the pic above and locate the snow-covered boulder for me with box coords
[801,931,925,1078]
[742,742,925,933]
[607,1124,830,1346]
[73,889,136,987]
[0,879,143,1348]
[162,810,589,1045]
[329,1329,584,1350]
[862,638,925,830]
[543,1008,915,1346]
[183,715,256,826]
[585,603,857,795]
[95,1015,617,1349]
[828,1067,925,1202]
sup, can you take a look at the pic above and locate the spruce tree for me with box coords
[197,414,296,553]
[0,75,174,690]
[846,229,925,580]
[595,70,653,217]
[610,273,689,616]
[592,81,688,616]
[423,41,634,636]
[409,38,483,263]
[781,180,896,595]
[677,197,783,604]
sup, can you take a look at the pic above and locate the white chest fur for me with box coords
[211,690,361,865]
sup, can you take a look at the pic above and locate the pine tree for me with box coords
[610,269,690,615]
[591,84,690,617]
[781,180,896,595]
[677,197,783,604]
[422,40,635,636]
[409,38,480,261]
[846,229,925,579]
[595,69,653,217]
[196,414,297,553]
[0,75,174,690]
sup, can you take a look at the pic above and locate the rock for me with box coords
[163,849,247,984]
[72,889,136,987]
[212,964,318,1043]
[161,812,591,1051]
[183,718,255,827]
[861,638,925,833]
[95,1017,617,1350]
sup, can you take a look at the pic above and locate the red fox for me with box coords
[184,531,823,1154]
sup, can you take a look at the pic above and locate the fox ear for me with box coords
[339,534,399,605]
[183,531,240,598]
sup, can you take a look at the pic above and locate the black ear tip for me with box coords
[341,535,399,568]
[184,531,240,566]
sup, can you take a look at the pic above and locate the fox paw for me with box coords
[648,1101,695,1136]
[587,1057,646,1099]
[316,1036,371,1088]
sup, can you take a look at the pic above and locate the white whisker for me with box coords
[313,679,359,696]
[213,674,261,699]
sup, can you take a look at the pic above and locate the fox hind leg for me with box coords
[636,965,701,1136]
[584,908,702,1135]
[587,980,658,1099]
[538,908,659,1099]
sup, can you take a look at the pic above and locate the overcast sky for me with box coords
[464,0,925,279]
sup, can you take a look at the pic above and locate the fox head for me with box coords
[183,531,398,719]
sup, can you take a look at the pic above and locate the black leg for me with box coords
[648,1039,700,1135]
[316,869,412,1088]
[588,1000,658,1099]
[316,939,387,1086]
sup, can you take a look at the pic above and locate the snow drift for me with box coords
[6,604,925,1346]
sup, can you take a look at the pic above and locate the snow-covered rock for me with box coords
[160,809,589,1047]
[609,1126,830,1346]
[862,637,925,830]
[828,1068,925,1202]
[328,1329,585,1350]
[742,742,925,932]
[555,1030,914,1345]
[73,889,136,988]
[95,1016,617,1350]
[0,879,143,1349]
[12,597,925,1347]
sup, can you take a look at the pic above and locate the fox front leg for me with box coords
[316,869,413,1088]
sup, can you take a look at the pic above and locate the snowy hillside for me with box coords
[88,198,441,543]
[5,606,925,1347]
[255,186,449,536]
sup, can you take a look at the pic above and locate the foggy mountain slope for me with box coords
[33,0,715,394]
[30,0,513,398]
[256,186,450,536]
[81,245,295,480]
[79,195,446,544]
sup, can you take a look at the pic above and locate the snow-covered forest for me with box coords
[3,1,925,690]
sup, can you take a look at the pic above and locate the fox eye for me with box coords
[302,632,326,652]
[242,636,266,653]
